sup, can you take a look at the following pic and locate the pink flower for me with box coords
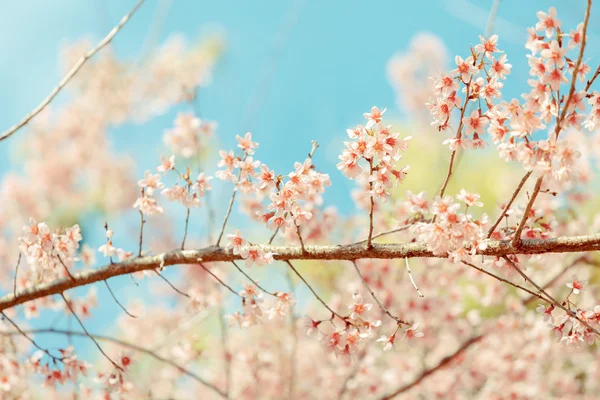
[474,34,500,58]
[462,111,489,136]
[225,230,246,254]
[138,170,164,195]
[566,275,587,295]
[489,54,512,80]
[536,7,560,38]
[98,241,117,257]
[348,293,373,319]
[377,333,397,351]
[403,323,424,342]
[457,189,483,207]
[451,55,478,83]
[239,245,275,267]
[157,155,175,173]
[236,132,258,154]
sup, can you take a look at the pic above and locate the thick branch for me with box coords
[2,234,600,312]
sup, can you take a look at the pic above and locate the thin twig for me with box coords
[284,260,346,321]
[487,171,532,238]
[215,156,246,247]
[295,223,307,253]
[502,257,600,336]
[199,263,242,298]
[60,293,123,371]
[512,176,543,247]
[380,335,484,399]
[104,280,137,318]
[1,312,63,363]
[2,328,227,398]
[367,158,375,248]
[153,270,190,298]
[181,207,191,250]
[0,0,146,143]
[405,258,424,298]
[350,261,410,325]
[555,0,592,138]
[230,261,277,297]
[138,210,145,257]
[13,253,22,299]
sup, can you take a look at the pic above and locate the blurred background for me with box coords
[0,0,598,376]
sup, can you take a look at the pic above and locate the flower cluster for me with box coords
[225,283,296,328]
[338,107,411,202]
[18,218,81,280]
[411,190,487,262]
[163,112,217,159]
[427,34,512,149]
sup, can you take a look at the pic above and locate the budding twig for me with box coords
[153,270,190,298]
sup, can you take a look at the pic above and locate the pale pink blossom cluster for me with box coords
[388,33,448,124]
[427,34,512,149]
[18,218,81,280]
[163,112,217,159]
[338,107,411,202]
[225,284,296,328]
[258,157,331,235]
[411,191,488,262]
[225,231,275,267]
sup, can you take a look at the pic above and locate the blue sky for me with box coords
[0,0,598,365]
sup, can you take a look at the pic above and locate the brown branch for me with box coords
[380,335,484,399]
[585,64,600,92]
[487,171,533,238]
[2,234,600,312]
[138,209,146,257]
[60,293,123,371]
[512,176,543,247]
[0,0,146,143]
[181,206,191,250]
[1,328,227,398]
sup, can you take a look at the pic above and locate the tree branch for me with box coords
[0,0,146,143]
[2,234,600,312]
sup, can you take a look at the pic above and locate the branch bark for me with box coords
[2,234,600,312]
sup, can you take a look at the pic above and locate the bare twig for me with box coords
[60,293,123,371]
[2,328,226,398]
[199,263,241,298]
[154,270,190,298]
[1,312,63,363]
[13,253,22,299]
[104,279,137,318]
[138,210,146,257]
[181,207,191,250]
[215,156,246,247]
[0,0,146,143]
[230,261,277,297]
[380,335,484,399]
[405,258,424,298]
[487,171,532,238]
[350,261,410,325]
[367,158,375,248]
[284,260,346,321]
[512,176,543,247]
